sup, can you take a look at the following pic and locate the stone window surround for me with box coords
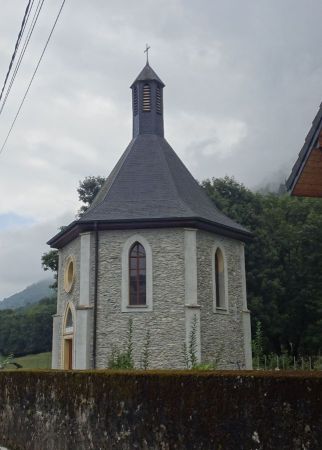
[61,302,76,369]
[212,243,229,313]
[63,302,76,336]
[121,234,153,312]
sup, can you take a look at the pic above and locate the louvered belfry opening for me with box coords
[133,86,138,115]
[156,86,162,114]
[131,63,165,137]
[142,84,151,112]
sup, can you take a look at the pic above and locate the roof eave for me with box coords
[47,217,253,249]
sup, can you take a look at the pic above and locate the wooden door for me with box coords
[68,339,73,370]
[64,339,73,370]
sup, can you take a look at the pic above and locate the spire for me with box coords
[130,51,165,138]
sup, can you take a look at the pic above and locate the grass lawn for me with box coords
[8,352,52,369]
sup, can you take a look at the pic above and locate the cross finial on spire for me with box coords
[144,43,150,65]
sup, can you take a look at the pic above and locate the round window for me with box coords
[64,257,75,293]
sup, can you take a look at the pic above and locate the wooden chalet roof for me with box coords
[286,103,322,197]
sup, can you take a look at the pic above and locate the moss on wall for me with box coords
[0,370,322,449]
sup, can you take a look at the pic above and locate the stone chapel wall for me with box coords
[53,235,95,369]
[96,228,186,369]
[197,231,248,369]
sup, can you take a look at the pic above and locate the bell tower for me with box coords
[130,53,165,138]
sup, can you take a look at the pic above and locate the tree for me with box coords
[202,176,322,356]
[77,175,106,216]
[0,297,56,357]
[42,175,106,286]
[41,249,59,289]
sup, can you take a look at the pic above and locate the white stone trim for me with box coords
[61,302,76,369]
[184,229,198,306]
[63,255,76,293]
[75,307,92,369]
[212,243,229,313]
[121,234,153,312]
[242,310,253,369]
[79,232,91,306]
[240,243,249,312]
[51,314,61,369]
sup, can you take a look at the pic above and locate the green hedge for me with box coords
[1,370,322,449]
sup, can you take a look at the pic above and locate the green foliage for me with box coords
[192,363,217,371]
[141,329,151,370]
[183,314,198,369]
[12,352,52,369]
[0,297,56,357]
[42,175,106,284]
[0,353,14,369]
[203,176,322,356]
[41,250,59,289]
[252,320,264,360]
[108,318,134,370]
[77,175,106,216]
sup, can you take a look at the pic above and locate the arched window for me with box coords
[129,242,146,305]
[133,86,138,115]
[65,306,74,334]
[214,248,226,309]
[63,304,74,370]
[142,84,151,112]
[122,235,153,312]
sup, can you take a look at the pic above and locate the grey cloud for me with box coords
[0,0,322,294]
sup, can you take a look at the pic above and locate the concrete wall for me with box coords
[0,370,321,450]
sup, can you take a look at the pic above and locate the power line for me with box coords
[0,0,46,117]
[0,0,33,104]
[0,0,67,156]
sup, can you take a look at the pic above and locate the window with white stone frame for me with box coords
[212,245,228,312]
[121,235,153,312]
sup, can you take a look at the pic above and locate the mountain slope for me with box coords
[0,279,54,310]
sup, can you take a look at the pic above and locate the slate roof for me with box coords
[81,134,248,232]
[48,134,250,247]
[48,64,251,248]
[286,102,322,192]
[130,63,165,87]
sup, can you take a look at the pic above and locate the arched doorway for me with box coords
[63,305,74,370]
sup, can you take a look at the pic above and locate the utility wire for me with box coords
[0,0,33,104]
[0,0,67,156]
[0,0,46,117]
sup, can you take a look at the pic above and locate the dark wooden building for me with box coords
[287,103,322,197]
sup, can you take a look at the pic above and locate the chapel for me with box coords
[49,58,252,370]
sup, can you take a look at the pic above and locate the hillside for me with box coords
[0,297,56,357]
[0,279,54,310]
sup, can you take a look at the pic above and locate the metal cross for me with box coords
[144,44,150,64]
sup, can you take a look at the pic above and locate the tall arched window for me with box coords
[63,304,74,370]
[214,248,226,308]
[65,308,74,333]
[142,84,151,112]
[129,242,146,305]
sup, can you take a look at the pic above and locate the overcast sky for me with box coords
[0,0,322,299]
